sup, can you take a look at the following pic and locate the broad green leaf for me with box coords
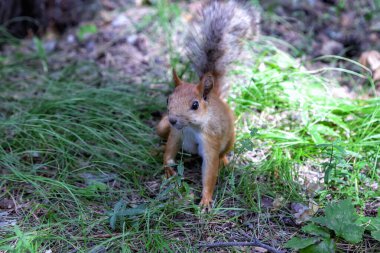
[312,199,364,243]
[372,230,380,242]
[340,224,365,243]
[371,212,380,242]
[359,216,380,232]
[302,223,330,238]
[284,237,318,250]
[300,238,336,253]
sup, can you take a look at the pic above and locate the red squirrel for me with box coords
[157,0,259,210]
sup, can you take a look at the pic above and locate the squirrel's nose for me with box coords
[169,117,177,126]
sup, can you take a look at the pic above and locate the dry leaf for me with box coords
[272,196,285,210]
[261,196,274,209]
[320,40,343,55]
[373,69,380,82]
[253,246,268,252]
[291,201,319,224]
[0,199,15,209]
[359,50,380,82]
[305,182,324,196]
[99,10,114,23]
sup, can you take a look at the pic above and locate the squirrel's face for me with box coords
[167,70,214,130]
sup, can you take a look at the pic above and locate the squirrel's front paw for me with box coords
[199,196,213,213]
[164,159,177,178]
[164,166,176,178]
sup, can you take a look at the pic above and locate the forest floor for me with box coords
[1,0,380,252]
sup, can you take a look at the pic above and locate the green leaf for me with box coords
[326,113,349,133]
[372,230,380,242]
[284,237,319,250]
[323,164,334,184]
[110,213,117,230]
[118,205,147,216]
[308,125,325,144]
[177,162,185,177]
[76,182,107,197]
[314,124,340,137]
[33,37,46,59]
[360,216,380,232]
[370,212,380,242]
[312,199,364,243]
[300,238,336,253]
[33,37,48,72]
[302,223,331,238]
[77,24,97,41]
[109,200,125,230]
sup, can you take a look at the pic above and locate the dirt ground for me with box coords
[2,0,380,89]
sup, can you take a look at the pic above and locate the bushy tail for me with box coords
[186,0,259,98]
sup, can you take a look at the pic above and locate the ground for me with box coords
[0,0,379,252]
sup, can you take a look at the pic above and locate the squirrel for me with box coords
[156,0,259,210]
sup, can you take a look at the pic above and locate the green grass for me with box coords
[231,42,379,208]
[1,2,380,252]
[0,59,167,252]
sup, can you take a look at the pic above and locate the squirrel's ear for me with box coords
[172,69,181,87]
[199,74,214,100]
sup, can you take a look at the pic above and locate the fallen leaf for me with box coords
[99,10,114,23]
[79,172,117,186]
[374,69,380,82]
[291,201,319,224]
[253,246,268,252]
[260,196,273,209]
[320,40,343,55]
[359,50,380,82]
[112,14,130,27]
[305,182,324,196]
[272,196,285,210]
[0,199,15,209]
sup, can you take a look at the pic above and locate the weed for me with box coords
[285,199,380,252]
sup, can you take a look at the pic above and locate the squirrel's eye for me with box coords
[191,101,199,110]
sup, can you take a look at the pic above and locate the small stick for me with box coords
[198,239,284,253]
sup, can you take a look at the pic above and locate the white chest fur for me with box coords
[181,127,204,156]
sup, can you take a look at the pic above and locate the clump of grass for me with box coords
[0,50,178,251]
[231,41,380,207]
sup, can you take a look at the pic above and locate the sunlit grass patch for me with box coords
[0,57,168,251]
[231,42,380,207]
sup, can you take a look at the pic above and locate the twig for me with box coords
[198,239,284,253]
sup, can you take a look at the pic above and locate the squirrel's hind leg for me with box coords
[220,155,229,167]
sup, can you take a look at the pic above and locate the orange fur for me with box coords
[157,71,234,210]
[156,0,257,211]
